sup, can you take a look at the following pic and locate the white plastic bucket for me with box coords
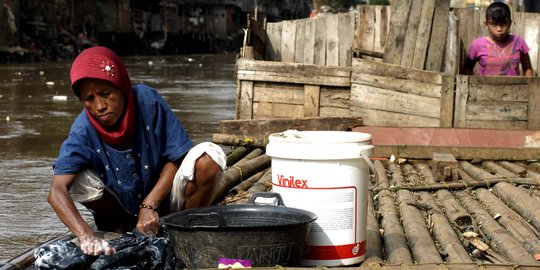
[266,130,374,267]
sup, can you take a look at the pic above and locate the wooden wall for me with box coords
[265,13,356,66]
[236,59,352,119]
[454,76,540,130]
[350,58,455,127]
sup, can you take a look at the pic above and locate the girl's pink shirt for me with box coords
[467,34,530,76]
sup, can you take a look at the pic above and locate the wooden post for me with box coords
[432,152,458,182]
[304,85,321,117]
[528,77,540,129]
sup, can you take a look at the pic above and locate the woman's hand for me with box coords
[136,207,160,235]
[79,236,116,256]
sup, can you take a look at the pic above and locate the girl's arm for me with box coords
[462,57,476,75]
[521,53,534,77]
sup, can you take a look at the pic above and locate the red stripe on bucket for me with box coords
[303,241,366,260]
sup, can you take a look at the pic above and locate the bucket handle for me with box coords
[248,192,285,206]
[187,212,228,229]
[360,151,378,191]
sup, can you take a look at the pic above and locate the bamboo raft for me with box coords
[214,143,540,269]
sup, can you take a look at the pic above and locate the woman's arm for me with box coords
[136,160,180,235]
[48,174,115,255]
[521,52,534,77]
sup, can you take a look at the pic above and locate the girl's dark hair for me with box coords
[486,2,511,24]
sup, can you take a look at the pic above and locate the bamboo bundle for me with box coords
[374,160,389,189]
[475,188,540,259]
[246,168,272,194]
[235,148,264,166]
[491,182,540,232]
[456,191,538,264]
[228,168,268,196]
[417,192,473,263]
[212,154,271,204]
[396,189,443,263]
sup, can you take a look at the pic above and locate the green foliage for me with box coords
[368,0,390,5]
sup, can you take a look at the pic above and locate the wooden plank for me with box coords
[256,102,304,118]
[350,84,441,118]
[352,58,443,84]
[265,22,282,61]
[281,20,297,63]
[320,88,350,108]
[453,75,469,127]
[326,14,340,66]
[444,11,459,76]
[467,75,530,85]
[400,0,423,68]
[464,120,528,130]
[238,81,254,119]
[219,116,363,136]
[294,19,306,64]
[466,101,528,121]
[303,19,316,65]
[356,5,375,52]
[354,73,442,98]
[319,107,351,117]
[412,0,436,70]
[528,78,540,129]
[372,145,540,161]
[304,85,321,117]
[338,12,355,67]
[314,15,327,66]
[374,6,390,54]
[425,0,450,72]
[468,83,529,102]
[349,107,440,127]
[439,75,455,128]
[253,82,304,104]
[523,12,540,75]
[237,59,351,87]
[383,0,411,64]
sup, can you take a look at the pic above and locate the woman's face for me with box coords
[485,20,511,42]
[78,79,125,127]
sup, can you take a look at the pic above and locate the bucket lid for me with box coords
[266,130,374,160]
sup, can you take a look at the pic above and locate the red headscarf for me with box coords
[70,46,136,149]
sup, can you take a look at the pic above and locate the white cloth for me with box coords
[170,142,227,212]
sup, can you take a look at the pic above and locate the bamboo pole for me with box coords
[387,162,406,187]
[212,133,267,148]
[499,161,540,180]
[246,168,272,194]
[235,148,264,166]
[417,192,473,263]
[482,161,518,178]
[226,146,249,166]
[458,168,476,184]
[456,191,538,264]
[363,191,383,263]
[435,189,477,234]
[492,182,540,233]
[459,161,497,180]
[402,164,424,186]
[415,162,436,184]
[372,176,540,192]
[374,160,389,189]
[396,189,443,263]
[475,188,540,259]
[376,189,413,264]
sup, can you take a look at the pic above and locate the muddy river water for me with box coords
[0,53,237,263]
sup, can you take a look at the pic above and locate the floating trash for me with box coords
[53,96,68,102]
[148,61,154,66]
[46,81,55,86]
[39,71,45,76]
[6,115,10,122]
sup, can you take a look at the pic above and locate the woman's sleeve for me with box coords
[53,134,93,175]
[152,91,193,162]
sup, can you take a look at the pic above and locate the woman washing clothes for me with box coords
[48,46,226,256]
